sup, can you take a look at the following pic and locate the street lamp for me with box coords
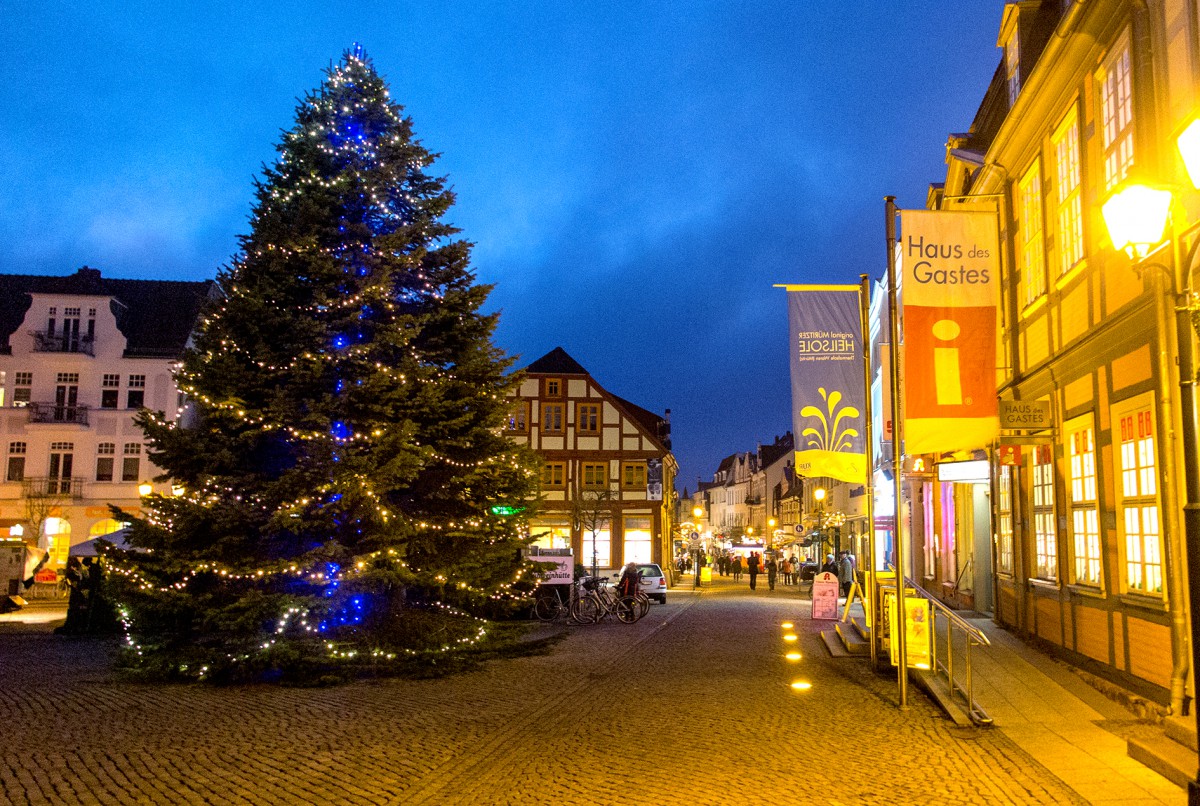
[1102,129,1200,803]
[767,517,777,549]
[692,506,704,588]
[813,487,827,563]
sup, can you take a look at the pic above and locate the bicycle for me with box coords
[534,582,591,624]
[575,576,640,624]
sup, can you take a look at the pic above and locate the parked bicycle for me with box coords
[574,576,641,624]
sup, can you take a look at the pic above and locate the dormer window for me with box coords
[1000,4,1022,105]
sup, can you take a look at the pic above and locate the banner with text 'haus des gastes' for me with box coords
[787,288,866,483]
[898,210,1000,455]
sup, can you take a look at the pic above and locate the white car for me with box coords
[617,563,667,604]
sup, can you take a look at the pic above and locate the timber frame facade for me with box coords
[928,0,1200,709]
[506,347,676,572]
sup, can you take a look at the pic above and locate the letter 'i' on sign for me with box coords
[897,210,1000,455]
[932,319,962,405]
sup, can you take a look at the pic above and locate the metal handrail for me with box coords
[905,577,994,726]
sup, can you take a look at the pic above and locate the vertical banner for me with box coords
[898,211,1000,455]
[646,458,663,501]
[786,286,866,483]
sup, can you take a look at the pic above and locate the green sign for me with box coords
[489,505,525,517]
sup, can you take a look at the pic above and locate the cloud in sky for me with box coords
[0,0,1004,488]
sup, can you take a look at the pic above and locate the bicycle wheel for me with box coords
[572,593,600,624]
[616,596,638,624]
[534,593,561,621]
[634,592,650,619]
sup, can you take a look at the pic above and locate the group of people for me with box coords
[820,550,857,596]
[676,548,858,597]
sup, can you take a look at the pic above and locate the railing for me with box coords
[907,577,994,726]
[30,331,94,356]
[27,402,89,425]
[22,477,86,499]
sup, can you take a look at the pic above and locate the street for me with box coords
[1,583,1091,805]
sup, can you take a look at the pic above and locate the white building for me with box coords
[0,267,214,566]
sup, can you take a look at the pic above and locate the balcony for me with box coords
[27,402,89,425]
[21,477,85,499]
[30,330,95,356]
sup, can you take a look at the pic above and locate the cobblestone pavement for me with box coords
[0,582,1091,805]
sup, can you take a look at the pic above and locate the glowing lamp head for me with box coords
[814,487,826,502]
[1178,119,1200,189]
[138,482,154,497]
[9,524,23,538]
[692,506,704,519]
[1102,184,1172,259]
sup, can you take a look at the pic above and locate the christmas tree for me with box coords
[110,46,541,682]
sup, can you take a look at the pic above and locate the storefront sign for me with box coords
[532,554,573,585]
[999,399,1050,429]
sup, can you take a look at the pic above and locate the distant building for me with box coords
[506,347,676,572]
[0,267,215,565]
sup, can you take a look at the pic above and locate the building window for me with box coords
[12,372,31,407]
[503,401,528,433]
[621,462,647,490]
[1017,159,1046,307]
[581,462,607,488]
[577,403,600,434]
[541,461,565,489]
[997,466,1014,575]
[1005,26,1021,105]
[96,443,116,482]
[1033,445,1057,581]
[623,516,653,564]
[1052,106,1084,276]
[1115,395,1162,594]
[101,373,120,409]
[7,442,25,482]
[1100,33,1134,191]
[122,443,141,483]
[541,403,564,433]
[1066,417,1102,587]
[543,378,562,398]
[127,374,146,409]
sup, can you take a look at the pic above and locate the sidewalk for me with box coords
[963,616,1184,805]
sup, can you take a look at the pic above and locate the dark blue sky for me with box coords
[0,2,1003,491]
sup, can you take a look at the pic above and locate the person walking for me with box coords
[838,551,855,597]
[747,552,759,590]
[766,554,778,591]
[781,556,793,586]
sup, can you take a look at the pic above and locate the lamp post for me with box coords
[692,505,704,588]
[1103,122,1200,803]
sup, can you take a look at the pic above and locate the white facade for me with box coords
[0,270,212,567]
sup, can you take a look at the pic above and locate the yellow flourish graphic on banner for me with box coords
[800,388,860,453]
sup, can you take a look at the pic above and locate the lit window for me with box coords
[1052,106,1084,275]
[997,466,1014,575]
[1067,417,1102,586]
[1115,396,1161,594]
[1100,34,1134,190]
[1017,159,1046,307]
[1033,445,1057,581]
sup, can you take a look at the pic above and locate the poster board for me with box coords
[886,591,932,670]
[811,571,839,620]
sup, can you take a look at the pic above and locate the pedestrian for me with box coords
[748,551,759,590]
[838,551,854,597]
[766,554,778,591]
[781,557,793,586]
[821,553,837,576]
[731,555,742,582]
